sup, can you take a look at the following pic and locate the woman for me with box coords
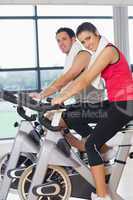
[52,22,133,200]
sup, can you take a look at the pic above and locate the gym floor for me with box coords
[7,192,84,200]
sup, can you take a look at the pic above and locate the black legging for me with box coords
[62,100,110,137]
[85,101,133,166]
[63,100,133,166]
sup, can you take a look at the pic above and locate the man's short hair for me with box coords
[56,27,76,38]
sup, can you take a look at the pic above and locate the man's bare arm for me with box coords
[40,51,91,98]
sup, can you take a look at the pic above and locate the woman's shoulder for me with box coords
[105,44,120,64]
[106,43,120,52]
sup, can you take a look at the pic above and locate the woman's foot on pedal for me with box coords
[91,192,112,200]
[101,146,118,162]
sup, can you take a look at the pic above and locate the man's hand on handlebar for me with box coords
[30,91,65,106]
[29,92,44,100]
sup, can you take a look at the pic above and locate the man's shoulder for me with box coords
[72,41,91,56]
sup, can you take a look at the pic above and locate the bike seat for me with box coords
[122,120,133,131]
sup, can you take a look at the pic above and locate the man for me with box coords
[31,27,110,154]
[32,27,91,101]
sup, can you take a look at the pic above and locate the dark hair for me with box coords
[56,27,76,38]
[76,22,98,36]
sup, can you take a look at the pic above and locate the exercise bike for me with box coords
[0,91,82,199]
[0,115,44,191]
[17,99,133,200]
[0,91,133,200]
[0,90,46,199]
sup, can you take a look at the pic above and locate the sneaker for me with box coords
[91,192,112,200]
[102,146,118,162]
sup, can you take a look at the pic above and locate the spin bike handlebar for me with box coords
[0,90,59,122]
[0,90,39,121]
[0,90,80,129]
[0,90,17,104]
[38,99,79,132]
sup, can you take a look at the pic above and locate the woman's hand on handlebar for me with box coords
[51,95,64,105]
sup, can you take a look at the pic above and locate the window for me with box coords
[0,71,37,91]
[0,101,22,138]
[41,69,63,89]
[128,6,133,16]
[38,6,114,67]
[0,20,36,69]
[38,21,65,67]
[37,5,113,16]
[0,5,34,16]
[0,5,113,138]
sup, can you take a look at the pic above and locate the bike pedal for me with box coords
[32,182,60,196]
[7,167,26,179]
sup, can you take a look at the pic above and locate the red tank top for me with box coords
[101,45,133,102]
